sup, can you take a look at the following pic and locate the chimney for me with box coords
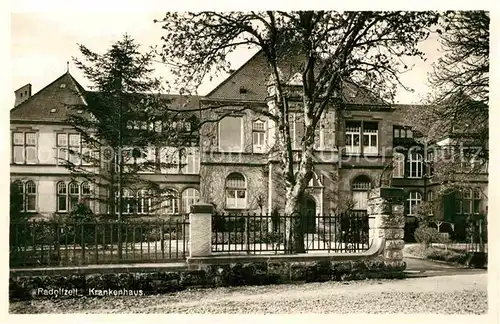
[14,84,32,107]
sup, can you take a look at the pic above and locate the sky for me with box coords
[11,12,443,105]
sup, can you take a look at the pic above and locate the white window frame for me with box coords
[218,116,244,152]
[12,131,37,164]
[252,120,267,153]
[407,191,422,216]
[137,189,151,214]
[57,181,68,212]
[362,127,378,155]
[409,153,423,178]
[181,147,200,174]
[115,189,134,214]
[225,173,247,209]
[393,152,405,178]
[68,181,80,211]
[25,181,37,212]
[161,146,180,174]
[57,133,81,166]
[57,181,93,212]
[181,188,200,213]
[351,177,371,210]
[345,122,361,155]
[161,190,180,215]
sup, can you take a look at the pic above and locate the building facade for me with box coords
[10,54,488,240]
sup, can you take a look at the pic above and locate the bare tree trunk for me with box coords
[284,190,305,253]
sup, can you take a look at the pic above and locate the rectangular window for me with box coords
[352,191,368,210]
[57,133,68,163]
[252,120,266,153]
[12,132,37,164]
[161,147,180,174]
[57,133,81,165]
[58,195,67,212]
[68,134,81,165]
[393,153,405,178]
[219,116,243,152]
[345,121,361,155]
[363,122,378,155]
[226,190,246,209]
[181,148,200,174]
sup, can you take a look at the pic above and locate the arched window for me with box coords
[181,188,200,213]
[409,153,423,178]
[393,152,405,178]
[57,181,67,212]
[407,191,422,216]
[81,182,91,208]
[351,175,371,210]
[427,191,434,216]
[162,189,179,215]
[137,189,151,214]
[68,182,80,211]
[226,172,246,209]
[25,181,37,212]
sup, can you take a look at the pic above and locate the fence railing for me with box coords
[211,211,372,254]
[10,219,190,268]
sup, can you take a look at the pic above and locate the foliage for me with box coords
[157,11,439,252]
[413,201,435,224]
[66,34,186,218]
[10,182,27,223]
[414,225,447,247]
[403,11,489,195]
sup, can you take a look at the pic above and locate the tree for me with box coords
[157,11,439,252]
[65,34,193,257]
[404,11,489,195]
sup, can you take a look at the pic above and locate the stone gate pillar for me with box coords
[189,202,214,257]
[368,187,406,269]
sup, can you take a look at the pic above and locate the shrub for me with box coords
[414,225,446,246]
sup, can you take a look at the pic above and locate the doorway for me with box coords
[301,197,317,233]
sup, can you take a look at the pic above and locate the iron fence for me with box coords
[10,219,189,268]
[211,211,372,254]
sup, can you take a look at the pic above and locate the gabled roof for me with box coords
[10,72,88,122]
[205,50,385,105]
[10,72,202,123]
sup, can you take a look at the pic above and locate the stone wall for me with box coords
[10,258,405,301]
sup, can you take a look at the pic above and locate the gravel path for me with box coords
[10,273,487,314]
